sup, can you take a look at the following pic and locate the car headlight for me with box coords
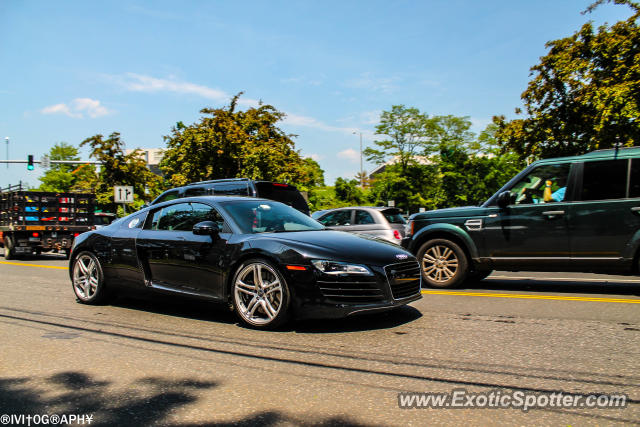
[311,260,373,276]
[404,220,414,237]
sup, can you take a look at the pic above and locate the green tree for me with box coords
[364,105,437,176]
[494,0,640,159]
[161,93,310,187]
[37,142,80,192]
[79,132,163,213]
[334,177,368,205]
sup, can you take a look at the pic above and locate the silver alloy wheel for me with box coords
[73,254,100,300]
[234,262,283,326]
[421,244,459,283]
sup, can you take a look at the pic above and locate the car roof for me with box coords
[316,206,398,211]
[533,147,640,165]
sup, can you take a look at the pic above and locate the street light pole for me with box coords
[353,131,364,186]
[4,137,8,169]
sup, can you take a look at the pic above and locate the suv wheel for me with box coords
[417,238,468,288]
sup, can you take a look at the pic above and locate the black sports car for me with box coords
[69,196,422,329]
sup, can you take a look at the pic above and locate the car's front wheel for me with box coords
[232,259,291,329]
[417,238,469,288]
[72,251,110,304]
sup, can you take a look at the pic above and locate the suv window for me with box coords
[254,182,309,215]
[581,159,627,201]
[213,182,249,196]
[318,210,352,226]
[354,210,375,225]
[184,187,208,197]
[154,190,180,204]
[509,163,570,205]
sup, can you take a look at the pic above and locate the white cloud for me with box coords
[108,73,359,134]
[109,73,260,107]
[305,153,324,161]
[345,72,400,93]
[41,98,110,119]
[337,148,359,163]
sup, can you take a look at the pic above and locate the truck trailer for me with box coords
[0,184,95,259]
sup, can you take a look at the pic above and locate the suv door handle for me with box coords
[542,210,565,218]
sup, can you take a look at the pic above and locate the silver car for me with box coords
[312,206,406,244]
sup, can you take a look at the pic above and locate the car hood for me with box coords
[249,230,415,266]
[411,205,487,220]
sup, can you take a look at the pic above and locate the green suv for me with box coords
[402,148,640,288]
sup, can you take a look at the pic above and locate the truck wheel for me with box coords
[417,238,469,288]
[4,237,15,260]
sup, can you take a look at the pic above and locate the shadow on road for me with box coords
[461,277,640,297]
[110,294,423,333]
[0,372,371,426]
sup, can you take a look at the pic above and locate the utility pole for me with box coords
[353,131,364,186]
[5,137,8,169]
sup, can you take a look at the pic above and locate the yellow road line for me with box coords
[0,261,67,270]
[421,290,640,304]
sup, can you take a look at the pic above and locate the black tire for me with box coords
[71,251,110,304]
[231,258,291,329]
[417,238,469,288]
[4,237,15,260]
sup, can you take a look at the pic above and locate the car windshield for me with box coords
[222,200,324,234]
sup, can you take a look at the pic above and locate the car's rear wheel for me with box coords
[417,238,469,288]
[232,259,290,329]
[72,251,109,304]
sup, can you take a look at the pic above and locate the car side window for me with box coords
[152,203,194,231]
[121,212,146,229]
[509,164,571,205]
[581,159,627,201]
[354,210,375,225]
[318,210,352,226]
[190,203,228,232]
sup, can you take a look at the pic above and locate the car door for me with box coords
[481,162,573,269]
[568,158,640,270]
[110,211,147,289]
[135,202,228,298]
[350,209,383,238]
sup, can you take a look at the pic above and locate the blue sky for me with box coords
[0,0,632,188]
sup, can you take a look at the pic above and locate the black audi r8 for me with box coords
[69,196,422,329]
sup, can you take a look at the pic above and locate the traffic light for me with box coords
[27,155,34,170]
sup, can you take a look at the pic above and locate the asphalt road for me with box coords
[0,253,639,426]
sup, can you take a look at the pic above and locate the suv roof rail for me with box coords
[187,178,251,186]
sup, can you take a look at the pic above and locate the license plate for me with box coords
[29,237,40,242]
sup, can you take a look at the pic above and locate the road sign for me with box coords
[40,155,50,169]
[388,200,395,207]
[114,186,134,203]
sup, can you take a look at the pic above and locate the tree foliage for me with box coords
[37,142,81,192]
[494,0,640,159]
[79,132,163,212]
[160,93,313,188]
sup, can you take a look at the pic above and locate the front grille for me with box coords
[385,261,421,300]
[317,275,385,303]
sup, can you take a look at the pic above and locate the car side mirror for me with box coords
[497,191,513,209]
[193,221,220,237]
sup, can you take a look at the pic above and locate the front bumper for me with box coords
[290,260,422,320]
